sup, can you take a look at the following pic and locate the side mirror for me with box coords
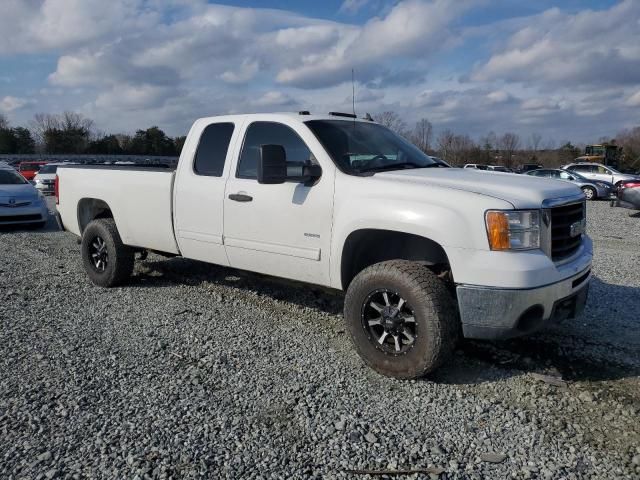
[258,144,287,184]
[258,144,322,186]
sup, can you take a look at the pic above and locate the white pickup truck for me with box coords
[56,112,592,378]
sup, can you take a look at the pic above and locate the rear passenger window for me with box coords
[237,122,312,179]
[193,123,235,177]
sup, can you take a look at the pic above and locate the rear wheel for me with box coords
[81,218,134,287]
[344,260,457,379]
[582,186,596,200]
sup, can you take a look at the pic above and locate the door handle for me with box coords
[228,193,253,202]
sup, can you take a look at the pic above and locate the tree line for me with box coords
[2,110,639,170]
[372,111,640,170]
[0,112,185,157]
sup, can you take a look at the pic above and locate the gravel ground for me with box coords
[1,198,639,479]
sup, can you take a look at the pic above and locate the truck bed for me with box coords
[57,165,180,254]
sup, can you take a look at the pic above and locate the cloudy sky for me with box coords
[0,0,638,144]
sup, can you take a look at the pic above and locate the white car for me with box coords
[34,162,77,194]
[56,112,592,378]
[463,163,489,170]
[0,163,49,228]
[563,162,640,186]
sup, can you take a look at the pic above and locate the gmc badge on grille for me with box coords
[570,219,585,237]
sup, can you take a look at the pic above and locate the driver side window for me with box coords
[237,122,312,179]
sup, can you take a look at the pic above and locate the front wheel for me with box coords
[344,260,458,379]
[582,186,596,200]
[81,218,134,287]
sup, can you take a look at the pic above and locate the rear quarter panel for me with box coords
[57,167,179,254]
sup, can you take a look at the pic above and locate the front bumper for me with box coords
[457,265,591,340]
[0,202,49,225]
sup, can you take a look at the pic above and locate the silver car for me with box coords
[563,162,640,186]
[0,163,49,227]
[525,168,613,200]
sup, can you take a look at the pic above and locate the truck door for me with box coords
[223,120,335,286]
[173,119,241,265]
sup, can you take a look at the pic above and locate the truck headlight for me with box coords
[485,210,540,251]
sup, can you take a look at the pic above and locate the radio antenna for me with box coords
[351,68,356,117]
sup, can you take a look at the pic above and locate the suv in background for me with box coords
[487,165,513,173]
[563,162,640,186]
[34,162,77,195]
[517,163,543,174]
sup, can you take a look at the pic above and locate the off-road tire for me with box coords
[81,218,134,287]
[344,260,458,379]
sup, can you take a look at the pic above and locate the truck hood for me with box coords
[375,168,581,209]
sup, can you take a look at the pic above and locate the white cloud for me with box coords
[486,90,511,104]
[0,96,32,113]
[220,60,260,84]
[0,0,637,143]
[0,0,158,54]
[473,0,640,88]
[277,0,472,88]
[339,0,371,14]
[627,91,640,107]
[252,91,297,108]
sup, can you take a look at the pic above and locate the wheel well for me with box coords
[340,229,450,290]
[77,198,113,233]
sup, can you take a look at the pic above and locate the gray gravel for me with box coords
[1,198,639,479]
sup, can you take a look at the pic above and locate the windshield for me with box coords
[0,170,28,185]
[561,169,587,181]
[305,120,438,174]
[38,164,58,174]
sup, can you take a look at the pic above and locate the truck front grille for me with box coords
[550,201,585,261]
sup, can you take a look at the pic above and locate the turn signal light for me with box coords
[485,211,510,250]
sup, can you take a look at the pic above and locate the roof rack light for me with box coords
[328,111,357,119]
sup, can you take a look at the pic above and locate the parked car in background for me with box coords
[487,165,513,173]
[0,163,49,228]
[18,161,48,182]
[516,164,543,174]
[463,163,488,170]
[612,179,640,211]
[34,162,78,195]
[563,162,640,187]
[525,168,613,200]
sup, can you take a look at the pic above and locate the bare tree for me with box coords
[616,126,640,170]
[0,113,8,130]
[436,129,455,162]
[410,118,433,153]
[498,132,521,168]
[373,111,408,137]
[60,111,94,134]
[529,132,542,152]
[29,113,61,144]
[436,130,478,166]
